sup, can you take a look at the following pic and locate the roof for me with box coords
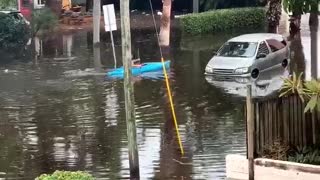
[228,33,284,43]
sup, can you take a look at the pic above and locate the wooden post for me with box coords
[93,0,101,45]
[193,0,199,13]
[159,0,172,46]
[120,0,140,178]
[246,85,254,180]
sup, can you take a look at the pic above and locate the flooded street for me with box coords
[0,14,318,179]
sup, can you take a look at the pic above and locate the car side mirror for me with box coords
[256,53,267,59]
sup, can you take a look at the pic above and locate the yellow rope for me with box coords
[148,0,184,155]
[161,58,185,155]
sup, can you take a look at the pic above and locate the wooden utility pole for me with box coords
[193,0,199,13]
[120,0,140,178]
[246,85,255,180]
[93,0,101,45]
[159,0,172,46]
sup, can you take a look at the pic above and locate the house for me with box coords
[18,0,71,20]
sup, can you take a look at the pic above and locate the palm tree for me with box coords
[309,1,319,79]
[266,0,282,33]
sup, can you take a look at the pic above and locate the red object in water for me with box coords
[19,0,32,20]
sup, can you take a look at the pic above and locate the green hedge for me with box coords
[36,171,95,180]
[180,7,266,34]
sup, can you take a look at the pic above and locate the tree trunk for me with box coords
[266,0,281,33]
[309,13,319,79]
[45,0,62,17]
[159,0,172,47]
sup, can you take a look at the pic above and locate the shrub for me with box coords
[288,147,320,165]
[0,12,30,50]
[259,139,290,161]
[36,171,95,180]
[180,7,266,34]
[31,8,58,36]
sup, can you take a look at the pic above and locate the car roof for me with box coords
[228,33,284,43]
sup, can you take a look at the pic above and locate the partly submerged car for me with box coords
[205,33,289,78]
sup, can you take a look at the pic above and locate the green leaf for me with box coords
[304,95,318,113]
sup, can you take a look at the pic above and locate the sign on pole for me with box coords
[103,4,117,68]
[103,4,117,32]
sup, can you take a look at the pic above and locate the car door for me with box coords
[266,38,287,67]
[254,41,271,72]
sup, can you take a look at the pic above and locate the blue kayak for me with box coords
[107,60,171,78]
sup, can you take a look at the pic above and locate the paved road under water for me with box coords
[0,14,317,179]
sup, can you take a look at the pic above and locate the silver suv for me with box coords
[205,33,289,78]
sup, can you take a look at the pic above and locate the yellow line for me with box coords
[161,57,185,155]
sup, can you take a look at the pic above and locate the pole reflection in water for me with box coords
[93,46,102,72]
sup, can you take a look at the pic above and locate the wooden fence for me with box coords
[248,94,320,156]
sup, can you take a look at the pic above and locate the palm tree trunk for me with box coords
[159,0,172,47]
[267,0,281,33]
[309,13,319,79]
[45,0,62,17]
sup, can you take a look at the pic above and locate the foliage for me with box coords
[280,72,320,113]
[260,139,290,161]
[0,12,30,50]
[283,0,319,15]
[36,171,95,180]
[0,0,17,10]
[279,72,304,98]
[180,7,266,34]
[266,0,282,26]
[31,8,58,36]
[288,147,320,165]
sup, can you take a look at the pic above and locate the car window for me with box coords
[217,42,258,58]
[266,39,286,52]
[22,0,30,7]
[257,41,269,55]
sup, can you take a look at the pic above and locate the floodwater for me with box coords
[0,14,318,179]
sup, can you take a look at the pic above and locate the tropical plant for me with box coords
[279,72,304,98]
[36,171,95,180]
[0,12,30,51]
[288,146,320,165]
[280,72,320,113]
[31,8,58,36]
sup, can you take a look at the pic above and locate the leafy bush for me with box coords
[180,7,266,34]
[288,147,320,165]
[0,12,30,50]
[36,171,95,180]
[280,72,320,113]
[31,8,58,36]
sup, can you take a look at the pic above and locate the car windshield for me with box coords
[217,42,258,58]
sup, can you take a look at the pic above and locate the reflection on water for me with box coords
[0,14,318,179]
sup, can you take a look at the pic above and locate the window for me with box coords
[217,42,258,58]
[37,0,45,5]
[257,41,269,55]
[35,0,45,9]
[266,39,286,52]
[22,0,30,7]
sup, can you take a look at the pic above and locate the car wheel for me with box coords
[251,69,259,79]
[282,59,288,68]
